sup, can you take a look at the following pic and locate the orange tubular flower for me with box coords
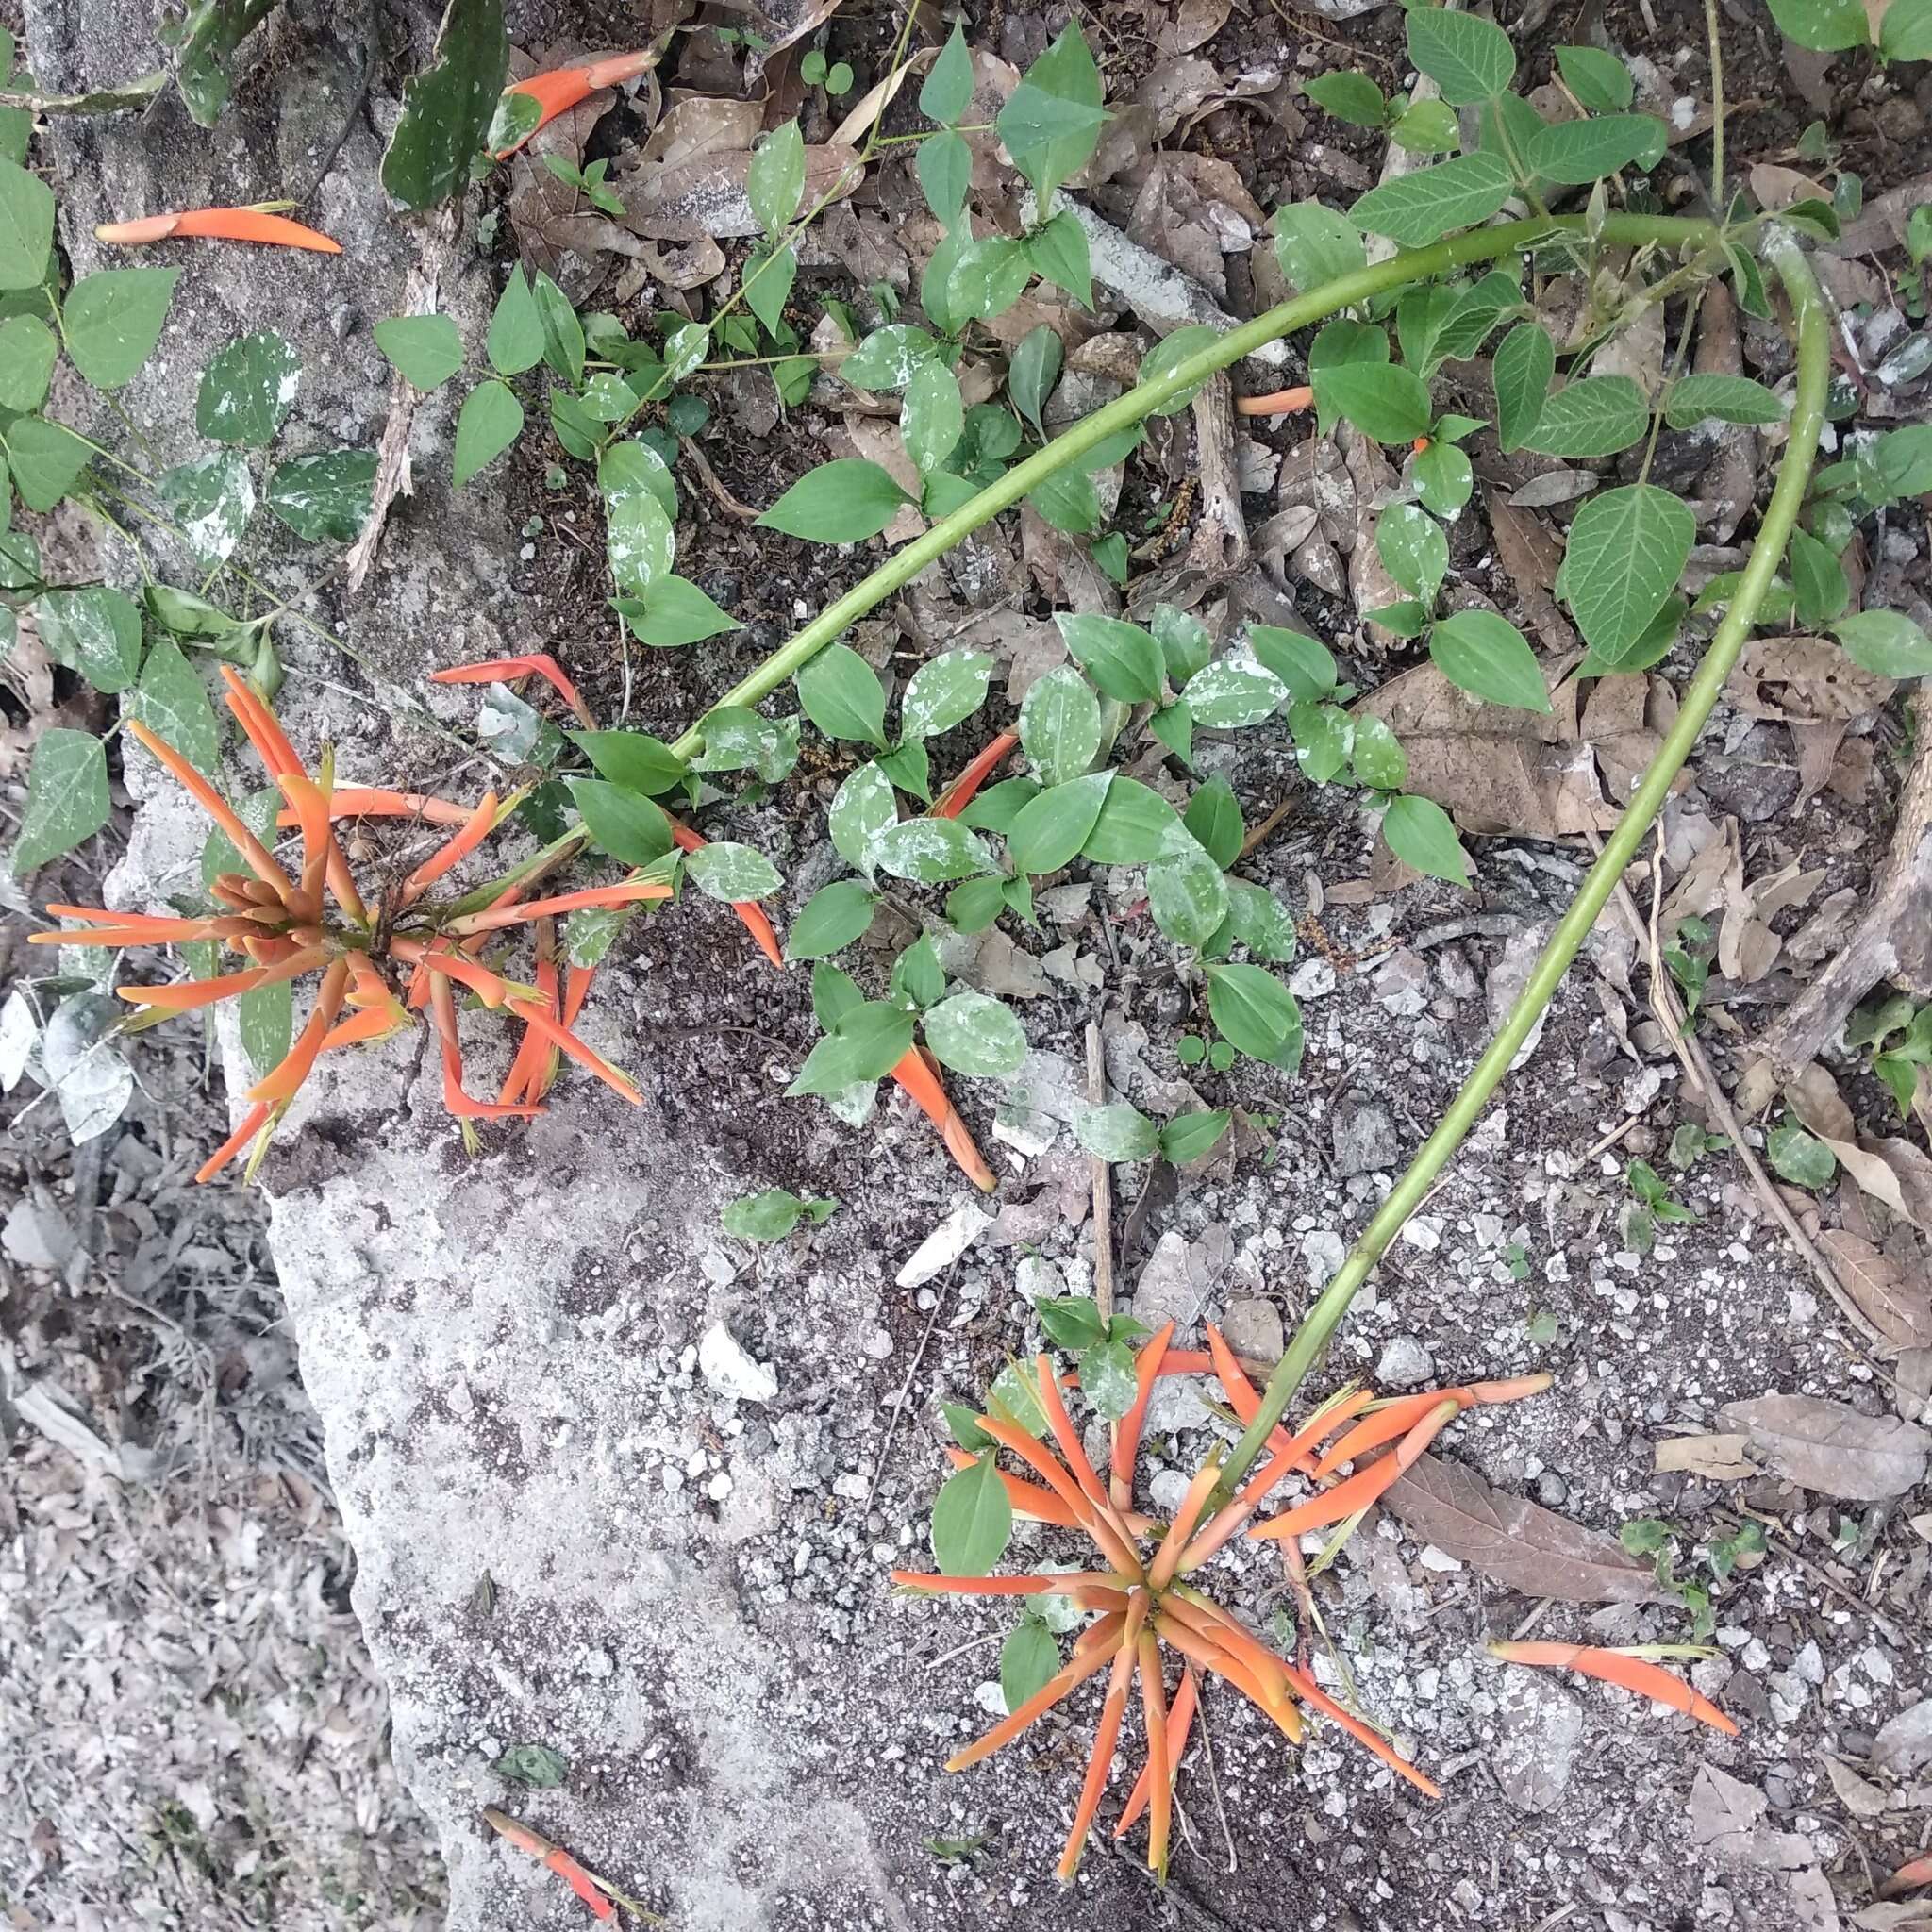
[1488,1641,1739,1735]
[891,1046,996,1192]
[402,792,500,904]
[491,50,660,158]
[430,653,593,726]
[931,730,1019,821]
[897,1341,1525,1882]
[127,720,294,902]
[95,207,342,252]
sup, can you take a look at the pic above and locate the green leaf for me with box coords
[948,235,1032,324]
[1147,841,1229,947]
[1076,1102,1160,1161]
[1764,0,1870,51]
[1136,324,1222,419]
[931,1451,1013,1576]
[1350,150,1513,248]
[747,119,806,235]
[1397,284,1458,376]
[1367,599,1429,641]
[129,638,222,774]
[1407,7,1515,101]
[812,964,864,1034]
[1017,665,1102,787]
[1150,605,1213,686]
[1391,97,1461,153]
[1081,1339,1139,1420]
[38,586,143,693]
[686,841,782,901]
[1834,610,1932,677]
[1056,613,1163,705]
[1008,325,1062,441]
[265,449,375,542]
[997,25,1104,208]
[1557,484,1695,665]
[0,156,55,291]
[891,935,946,1010]
[1272,199,1368,296]
[1873,425,1932,498]
[1313,362,1433,443]
[903,648,993,741]
[1025,465,1101,535]
[60,268,178,389]
[790,1000,918,1096]
[196,331,301,446]
[1303,71,1387,127]
[174,0,277,125]
[568,777,673,866]
[1556,45,1635,111]
[1225,879,1295,962]
[797,641,889,747]
[1517,375,1649,457]
[530,271,585,384]
[1767,1124,1837,1190]
[916,128,973,225]
[1430,609,1551,712]
[842,324,941,392]
[1382,792,1469,886]
[1350,713,1408,791]
[599,437,678,522]
[1377,503,1448,603]
[945,874,1008,934]
[922,22,975,123]
[1182,658,1288,729]
[1663,373,1787,430]
[1789,526,1849,626]
[1083,777,1183,864]
[607,487,675,600]
[487,266,544,375]
[871,816,992,884]
[571,729,686,794]
[1414,441,1474,516]
[5,417,91,510]
[1882,0,1932,58]
[1434,270,1525,366]
[829,760,898,876]
[0,314,55,410]
[375,312,462,390]
[903,358,965,475]
[1008,771,1112,874]
[924,991,1027,1077]
[1492,322,1555,454]
[758,458,910,541]
[1026,210,1092,310]
[380,0,509,210]
[1183,776,1243,869]
[1248,625,1338,702]
[1204,962,1304,1071]
[621,575,740,648]
[1526,114,1667,184]
[999,1617,1058,1714]
[723,1188,829,1241]
[237,975,291,1080]
[493,1740,569,1789]
[1289,699,1353,782]
[151,454,257,574]
[9,728,108,875]
[1147,701,1193,765]
[1161,1108,1231,1165]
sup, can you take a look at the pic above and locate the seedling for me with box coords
[1662,916,1715,1023]
[897,1325,1549,1879]
[1624,1158,1696,1255]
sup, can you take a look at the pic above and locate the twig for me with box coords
[1086,1019,1115,1323]
[1580,1115,1641,1164]
[863,1270,947,1515]
[1237,795,1294,860]
[1584,825,1886,1352]
[680,436,758,521]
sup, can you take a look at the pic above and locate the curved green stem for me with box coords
[666,211,1719,763]
[1213,229,1828,1501]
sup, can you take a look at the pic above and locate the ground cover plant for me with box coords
[6,0,1932,1918]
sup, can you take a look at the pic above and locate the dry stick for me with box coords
[863,1267,948,1515]
[1210,231,1831,1503]
[1583,824,1885,1352]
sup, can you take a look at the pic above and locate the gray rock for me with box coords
[1373,950,1430,1017]
[1493,1670,1583,1813]
[698,1324,780,1404]
[1874,1697,1932,1775]
[1220,1297,1284,1362]
[1333,1099,1399,1176]
[1375,1335,1435,1389]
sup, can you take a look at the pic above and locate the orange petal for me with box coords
[126,720,294,901]
[1488,1641,1739,1736]
[193,1102,272,1185]
[247,957,350,1103]
[944,1614,1124,1771]
[403,792,499,902]
[96,208,341,251]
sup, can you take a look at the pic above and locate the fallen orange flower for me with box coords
[1488,1641,1739,1735]
[430,652,594,727]
[891,1046,997,1192]
[491,49,660,158]
[95,205,341,252]
[1236,383,1313,417]
[480,1807,617,1922]
[931,730,1019,821]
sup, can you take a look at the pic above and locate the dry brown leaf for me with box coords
[1381,1453,1669,1602]
[1157,0,1232,54]
[619,138,860,240]
[1509,469,1600,508]
[1729,638,1894,724]
[1824,1756,1891,1821]
[1579,672,1676,807]
[1750,161,1833,211]
[1786,1061,1857,1141]
[1486,490,1576,654]
[1820,1135,1916,1225]
[1718,1393,1932,1500]
[641,94,761,168]
[1354,661,1614,838]
[1654,1432,1761,1479]
[1818,1230,1932,1349]
[835,420,924,545]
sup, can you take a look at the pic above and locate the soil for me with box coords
[7,0,1932,1928]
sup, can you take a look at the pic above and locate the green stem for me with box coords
[665,212,1719,763]
[1213,228,1827,1501]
